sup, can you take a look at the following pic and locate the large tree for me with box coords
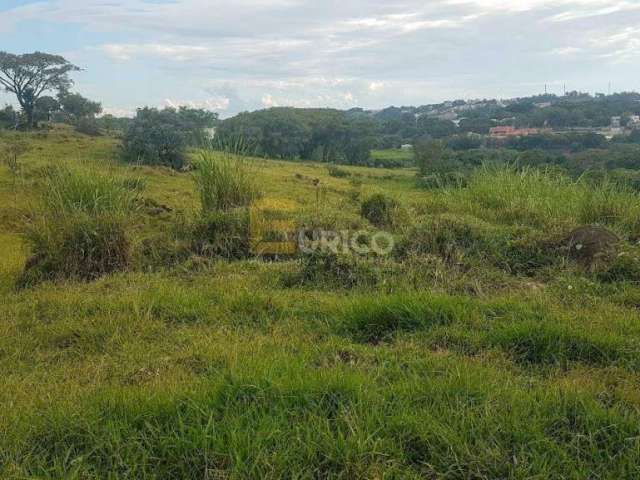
[58,92,102,122]
[0,51,79,128]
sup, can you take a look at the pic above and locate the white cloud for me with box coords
[261,94,278,108]
[102,44,208,62]
[163,97,231,111]
[546,1,640,22]
[3,0,640,114]
[591,27,640,62]
[550,46,582,55]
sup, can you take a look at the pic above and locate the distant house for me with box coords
[611,117,622,129]
[489,126,516,138]
[489,126,548,138]
[400,144,413,150]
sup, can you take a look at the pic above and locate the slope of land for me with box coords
[1,127,640,479]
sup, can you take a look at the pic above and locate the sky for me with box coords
[1,0,639,117]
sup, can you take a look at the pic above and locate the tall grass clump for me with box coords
[194,151,261,214]
[438,165,640,235]
[209,133,257,156]
[20,166,138,285]
[192,151,262,258]
[576,175,640,234]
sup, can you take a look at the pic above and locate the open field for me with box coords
[370,149,415,168]
[2,127,640,478]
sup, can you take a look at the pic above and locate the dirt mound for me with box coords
[563,225,619,270]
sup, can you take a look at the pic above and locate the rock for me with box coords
[563,225,619,270]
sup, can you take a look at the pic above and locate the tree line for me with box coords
[215,108,377,164]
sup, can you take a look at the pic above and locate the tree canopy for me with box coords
[122,107,219,169]
[215,108,377,165]
[0,51,79,128]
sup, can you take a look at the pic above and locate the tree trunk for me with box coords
[25,104,35,129]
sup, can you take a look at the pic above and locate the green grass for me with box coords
[194,150,261,214]
[371,148,414,164]
[435,165,640,236]
[20,165,138,284]
[2,127,640,478]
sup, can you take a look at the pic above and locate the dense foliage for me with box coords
[121,107,218,169]
[215,107,377,164]
[0,51,79,128]
[372,92,640,145]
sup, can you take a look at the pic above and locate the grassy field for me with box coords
[2,127,640,478]
[369,149,415,168]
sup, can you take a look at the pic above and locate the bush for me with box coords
[122,108,187,169]
[122,107,216,169]
[194,151,261,214]
[21,167,136,285]
[74,117,102,137]
[327,165,350,178]
[190,151,262,259]
[414,139,459,176]
[361,193,400,228]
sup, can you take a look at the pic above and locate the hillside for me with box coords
[2,127,640,478]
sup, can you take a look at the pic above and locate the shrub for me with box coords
[21,166,136,285]
[122,107,216,169]
[414,139,459,176]
[74,117,102,137]
[190,151,262,259]
[194,151,261,214]
[327,165,350,178]
[124,118,186,168]
[361,193,400,228]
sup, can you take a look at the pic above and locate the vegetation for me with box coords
[0,51,79,128]
[215,107,377,164]
[372,92,640,145]
[121,107,217,169]
[3,107,640,477]
[20,164,138,285]
[369,148,414,168]
[360,193,400,228]
[194,150,261,214]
